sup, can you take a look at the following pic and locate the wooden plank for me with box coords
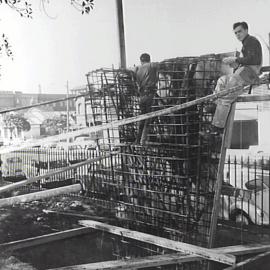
[49,243,270,270]
[0,227,93,252]
[208,102,236,248]
[0,84,250,154]
[0,153,114,194]
[48,253,201,270]
[0,184,81,207]
[43,209,115,222]
[215,243,270,256]
[79,220,236,265]
[223,250,270,270]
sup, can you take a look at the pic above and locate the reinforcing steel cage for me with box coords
[82,55,229,249]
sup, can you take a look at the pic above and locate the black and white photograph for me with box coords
[0,0,270,269]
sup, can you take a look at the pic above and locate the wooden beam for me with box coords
[49,243,270,270]
[43,209,115,222]
[0,84,250,154]
[48,253,201,270]
[223,250,270,270]
[0,184,81,207]
[116,0,126,68]
[0,153,114,194]
[208,103,236,248]
[0,227,93,252]
[215,243,270,256]
[79,220,236,265]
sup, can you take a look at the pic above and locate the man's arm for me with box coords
[127,66,140,96]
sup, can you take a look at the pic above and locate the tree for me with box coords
[3,114,31,139]
[4,114,31,131]
[0,0,95,68]
[42,115,67,135]
[0,0,94,17]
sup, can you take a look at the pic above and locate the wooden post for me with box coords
[269,32,270,65]
[116,0,126,68]
[66,80,70,134]
[208,103,236,248]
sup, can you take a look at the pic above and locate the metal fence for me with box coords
[2,146,269,228]
[220,153,270,226]
[0,147,98,189]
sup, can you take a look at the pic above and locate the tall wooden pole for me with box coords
[66,81,70,135]
[116,0,126,68]
[269,33,270,65]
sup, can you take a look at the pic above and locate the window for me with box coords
[78,103,83,115]
[230,120,258,149]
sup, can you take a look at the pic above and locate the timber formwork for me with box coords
[83,55,226,253]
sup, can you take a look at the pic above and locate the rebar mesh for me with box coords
[82,55,228,250]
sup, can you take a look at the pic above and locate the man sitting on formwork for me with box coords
[133,53,160,144]
[210,21,262,136]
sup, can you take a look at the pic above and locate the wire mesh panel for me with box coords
[81,55,231,252]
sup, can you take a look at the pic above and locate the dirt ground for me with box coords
[0,194,117,270]
[1,191,270,269]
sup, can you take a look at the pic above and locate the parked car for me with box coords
[220,178,270,225]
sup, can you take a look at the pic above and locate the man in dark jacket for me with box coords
[212,22,262,131]
[134,53,159,144]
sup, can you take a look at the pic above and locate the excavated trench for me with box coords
[0,196,117,269]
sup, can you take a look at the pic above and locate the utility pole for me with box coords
[66,81,70,134]
[116,0,126,68]
[269,32,270,65]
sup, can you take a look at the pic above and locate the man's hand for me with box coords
[222,56,237,65]
[259,73,270,84]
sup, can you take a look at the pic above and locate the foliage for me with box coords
[0,0,33,18]
[0,0,95,17]
[0,34,13,58]
[0,0,95,64]
[42,115,67,135]
[4,114,31,131]
[71,0,95,14]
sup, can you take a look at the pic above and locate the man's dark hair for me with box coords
[140,53,151,63]
[233,22,248,30]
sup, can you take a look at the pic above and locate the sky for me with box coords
[0,0,270,94]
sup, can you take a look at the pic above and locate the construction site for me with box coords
[1,1,270,270]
